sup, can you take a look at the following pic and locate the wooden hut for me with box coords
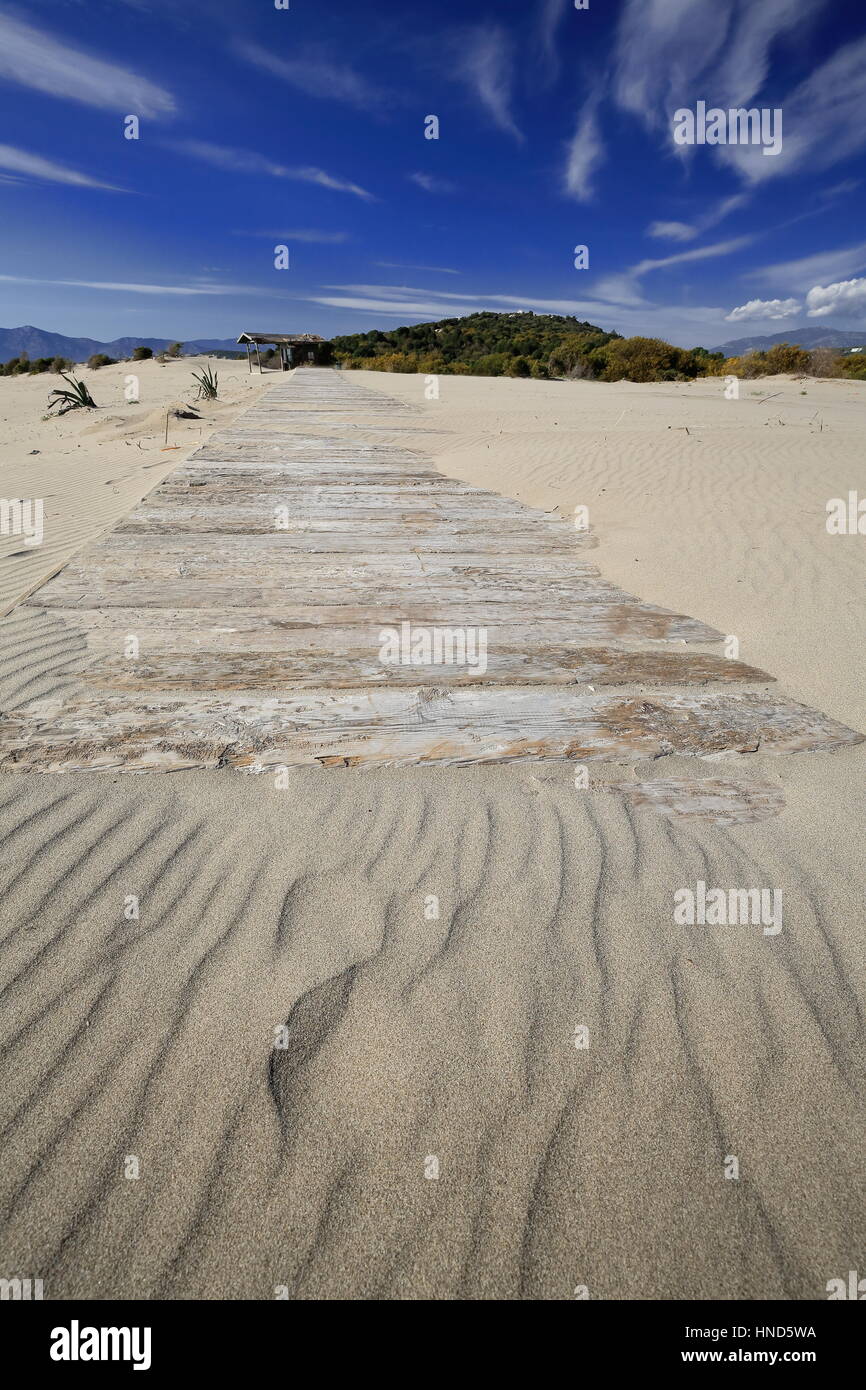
[236,332,330,373]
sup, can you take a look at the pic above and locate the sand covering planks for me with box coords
[0,368,861,771]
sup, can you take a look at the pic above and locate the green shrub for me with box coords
[191,365,219,399]
[0,356,28,376]
[718,343,813,379]
[838,353,866,379]
[758,342,811,374]
[47,373,97,414]
[470,353,509,376]
[597,336,701,383]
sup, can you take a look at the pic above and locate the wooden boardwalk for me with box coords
[0,368,861,770]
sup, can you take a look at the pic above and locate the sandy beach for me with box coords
[0,365,863,1300]
[0,356,268,617]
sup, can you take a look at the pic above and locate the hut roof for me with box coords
[237,332,326,346]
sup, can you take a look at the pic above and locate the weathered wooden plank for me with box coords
[34,556,614,588]
[128,512,571,533]
[0,690,859,773]
[186,454,438,475]
[621,777,786,826]
[112,517,590,546]
[26,579,639,610]
[161,470,479,488]
[80,647,770,690]
[86,534,601,566]
[2,366,861,773]
[139,497,574,524]
[151,487,542,508]
[44,603,724,641]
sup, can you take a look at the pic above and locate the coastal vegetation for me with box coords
[332,313,865,383]
[192,364,219,400]
[0,353,74,376]
[46,373,97,414]
[0,318,863,385]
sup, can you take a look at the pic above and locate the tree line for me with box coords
[0,343,181,376]
[331,312,866,382]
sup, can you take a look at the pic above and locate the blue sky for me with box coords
[1,0,865,348]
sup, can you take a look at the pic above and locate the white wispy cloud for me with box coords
[0,143,122,191]
[806,278,866,318]
[589,273,647,307]
[718,34,866,184]
[453,26,524,142]
[746,241,866,291]
[725,297,801,322]
[631,236,754,276]
[408,172,456,194]
[595,236,753,303]
[820,178,860,200]
[234,40,379,109]
[0,274,282,296]
[309,282,730,346]
[615,0,728,125]
[375,262,461,275]
[536,0,569,82]
[563,96,605,201]
[646,194,750,242]
[647,221,697,243]
[0,12,175,117]
[313,295,482,318]
[233,229,349,243]
[612,0,861,189]
[318,283,601,314]
[710,0,817,110]
[320,284,465,301]
[614,0,819,128]
[168,141,375,199]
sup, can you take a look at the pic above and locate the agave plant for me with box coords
[47,373,96,415]
[191,365,219,400]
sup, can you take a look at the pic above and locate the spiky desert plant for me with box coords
[191,365,219,400]
[47,373,96,414]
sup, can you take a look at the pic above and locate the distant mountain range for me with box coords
[0,325,241,362]
[713,326,866,355]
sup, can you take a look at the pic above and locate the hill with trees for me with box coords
[332,312,722,381]
[333,312,866,383]
[333,312,625,379]
[2,315,864,385]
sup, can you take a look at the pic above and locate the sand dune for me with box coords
[0,757,862,1299]
[0,366,863,1300]
[0,356,267,616]
[353,370,866,731]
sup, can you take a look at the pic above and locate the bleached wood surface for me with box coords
[0,368,861,770]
